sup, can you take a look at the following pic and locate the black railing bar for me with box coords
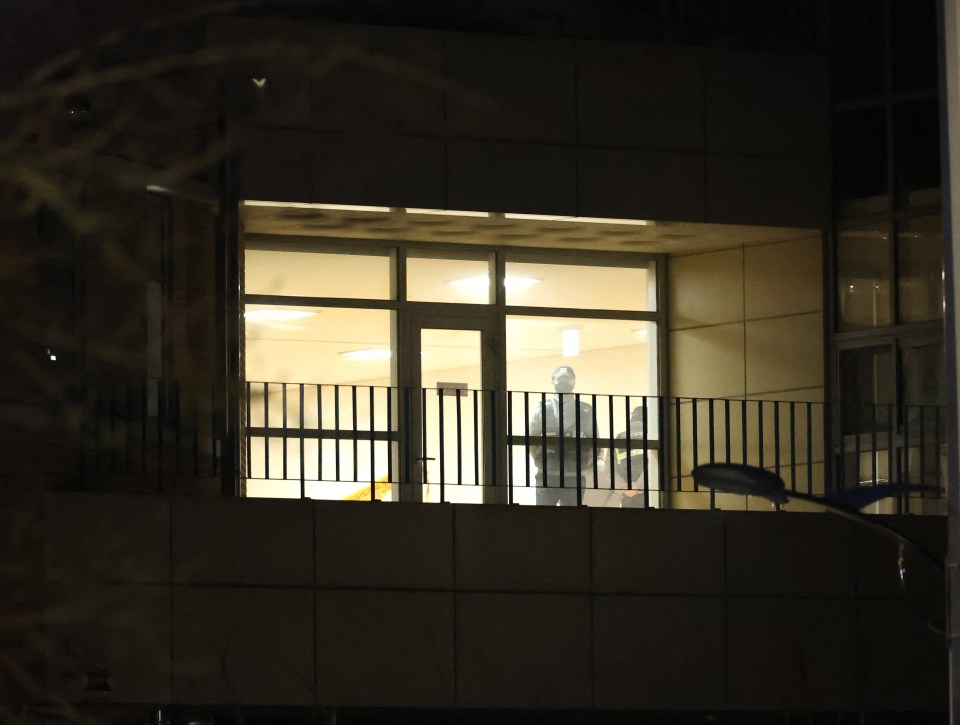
[691,397,699,493]
[870,403,878,486]
[558,393,566,485]
[263,382,270,480]
[369,386,376,501]
[674,397,682,492]
[421,387,428,489]
[541,392,548,486]
[439,388,447,499]
[773,400,780,478]
[590,393,600,489]
[456,389,463,488]
[504,391,510,490]
[297,383,307,498]
[317,384,323,484]
[524,392,531,489]
[280,383,288,481]
[757,401,764,471]
[472,389,479,487]
[575,392,582,506]
[352,386,359,483]
[625,396,633,491]
[709,398,716,465]
[642,397,650,508]
[246,427,400,442]
[789,402,796,493]
[741,399,748,468]
[608,396,615,490]
[724,399,731,463]
[386,387,393,486]
[806,402,813,495]
[334,386,341,481]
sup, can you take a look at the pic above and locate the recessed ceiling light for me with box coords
[244,309,316,321]
[339,348,392,361]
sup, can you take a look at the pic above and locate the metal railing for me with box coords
[77,377,946,513]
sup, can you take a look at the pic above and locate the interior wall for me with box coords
[668,236,824,401]
[666,236,825,503]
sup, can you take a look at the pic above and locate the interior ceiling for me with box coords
[241,203,817,255]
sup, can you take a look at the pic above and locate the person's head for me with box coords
[552,365,576,394]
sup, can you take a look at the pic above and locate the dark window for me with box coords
[833,108,888,208]
[830,0,886,101]
[892,0,938,92]
[894,99,941,208]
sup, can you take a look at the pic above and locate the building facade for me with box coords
[0,1,950,722]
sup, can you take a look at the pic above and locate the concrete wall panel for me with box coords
[579,147,706,221]
[313,133,445,208]
[172,497,312,586]
[455,504,589,592]
[172,587,314,705]
[445,34,575,144]
[591,508,724,594]
[727,597,857,711]
[446,139,577,214]
[578,41,704,150]
[705,49,829,159]
[456,592,591,709]
[45,493,170,584]
[593,595,724,710]
[744,236,823,320]
[726,512,856,597]
[315,589,455,708]
[706,154,830,228]
[316,501,454,589]
[45,583,171,703]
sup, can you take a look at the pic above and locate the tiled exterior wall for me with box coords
[41,493,946,713]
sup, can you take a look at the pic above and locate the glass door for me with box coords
[399,307,505,503]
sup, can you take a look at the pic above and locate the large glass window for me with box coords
[245,305,394,385]
[505,258,654,311]
[897,216,943,323]
[836,225,892,330]
[245,249,392,299]
[406,252,493,304]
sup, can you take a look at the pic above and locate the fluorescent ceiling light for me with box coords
[562,328,580,358]
[242,201,392,213]
[448,275,540,291]
[245,309,316,321]
[339,348,392,361]
[504,213,653,226]
[405,208,490,218]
